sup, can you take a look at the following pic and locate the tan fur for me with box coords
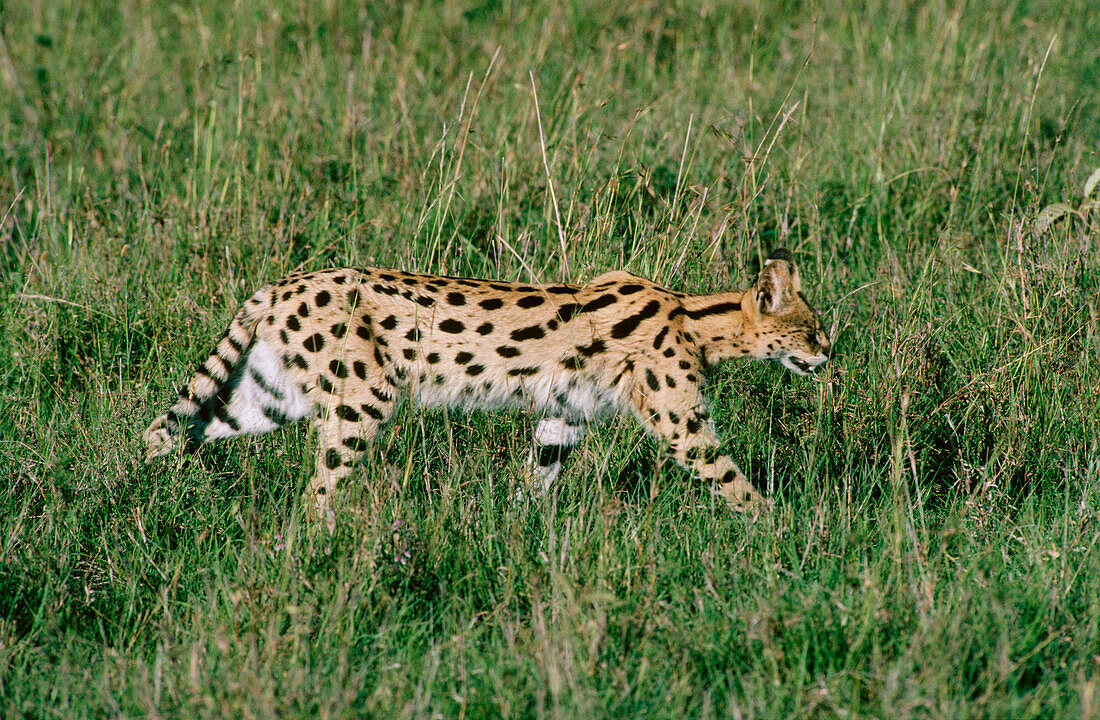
[144,248,830,529]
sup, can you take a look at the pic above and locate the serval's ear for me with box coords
[753,248,800,316]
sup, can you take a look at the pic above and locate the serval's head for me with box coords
[741,248,831,376]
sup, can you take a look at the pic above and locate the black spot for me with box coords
[405,328,421,342]
[357,325,372,340]
[330,360,348,378]
[645,368,659,391]
[455,352,473,364]
[335,404,360,422]
[720,469,737,484]
[298,302,309,318]
[225,334,244,355]
[318,375,336,394]
[611,300,660,339]
[266,315,275,325]
[496,346,521,357]
[439,319,465,334]
[359,403,385,420]
[577,340,607,356]
[212,403,241,432]
[333,275,347,285]
[370,386,390,402]
[262,406,289,425]
[582,293,618,312]
[402,348,416,360]
[353,361,368,379]
[517,295,545,308]
[379,273,396,282]
[380,315,398,330]
[673,298,743,318]
[610,359,634,387]
[508,367,539,377]
[331,322,347,338]
[286,315,300,331]
[303,333,326,352]
[435,375,446,384]
[286,354,309,370]
[511,325,545,341]
[489,284,512,292]
[665,375,677,388]
[373,284,398,296]
[561,356,584,370]
[668,411,680,424]
[416,295,435,307]
[536,444,573,467]
[479,298,504,311]
[679,360,692,369]
[547,319,559,330]
[475,322,493,335]
[618,284,644,295]
[325,449,342,469]
[686,373,697,382]
[554,303,580,322]
[447,292,466,306]
[688,302,741,319]
[249,367,285,400]
[555,293,617,323]
[686,417,701,434]
[653,326,669,350]
[466,364,485,376]
[315,290,331,307]
[280,329,289,344]
[343,437,367,452]
[281,291,293,301]
[664,348,675,358]
[373,347,385,366]
[547,285,575,294]
[426,352,441,364]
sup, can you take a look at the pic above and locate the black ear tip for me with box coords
[766,247,794,263]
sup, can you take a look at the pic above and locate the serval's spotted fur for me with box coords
[144,248,830,529]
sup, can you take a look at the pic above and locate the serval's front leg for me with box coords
[627,368,763,511]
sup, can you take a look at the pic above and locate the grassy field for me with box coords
[2,0,1100,717]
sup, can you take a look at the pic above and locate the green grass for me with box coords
[2,0,1100,717]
